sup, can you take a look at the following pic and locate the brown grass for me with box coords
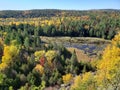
[67,47,96,62]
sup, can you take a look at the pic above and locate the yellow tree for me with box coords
[96,33,120,89]
[34,64,44,75]
[34,50,45,61]
[62,73,73,84]
[45,50,56,66]
[0,45,19,71]
[71,72,96,90]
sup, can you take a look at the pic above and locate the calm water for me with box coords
[62,42,107,55]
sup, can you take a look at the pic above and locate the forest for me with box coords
[0,9,120,90]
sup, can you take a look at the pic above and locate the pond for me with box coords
[58,42,108,56]
[41,37,110,56]
[65,43,106,52]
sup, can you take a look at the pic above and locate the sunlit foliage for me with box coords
[34,64,44,75]
[71,33,120,90]
[45,50,56,66]
[0,9,120,89]
[0,45,19,71]
[96,33,120,89]
[71,72,96,90]
[62,73,73,84]
[34,50,45,61]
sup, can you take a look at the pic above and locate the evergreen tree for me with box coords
[4,34,10,45]
[24,37,30,50]
[36,37,41,47]
[70,50,78,74]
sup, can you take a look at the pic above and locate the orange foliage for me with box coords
[34,64,44,75]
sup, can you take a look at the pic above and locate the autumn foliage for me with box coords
[62,73,73,84]
[71,33,120,90]
[0,45,19,71]
[0,9,120,89]
[96,32,120,89]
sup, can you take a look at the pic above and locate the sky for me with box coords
[0,0,120,10]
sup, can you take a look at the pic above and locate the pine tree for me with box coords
[70,50,78,74]
[24,37,30,50]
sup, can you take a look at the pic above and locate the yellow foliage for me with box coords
[62,73,73,84]
[45,50,56,61]
[84,25,89,30]
[3,32,7,37]
[0,17,82,27]
[34,50,45,61]
[0,63,7,71]
[2,45,18,63]
[0,38,3,45]
[71,75,81,89]
[45,50,56,66]
[2,55,11,64]
[82,72,94,82]
[0,45,19,71]
[71,72,95,90]
[90,59,99,69]
[34,50,56,66]
[96,33,120,87]
[34,64,44,75]
[112,32,120,46]
[15,22,21,26]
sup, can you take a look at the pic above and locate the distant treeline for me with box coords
[0,9,120,40]
[0,9,120,18]
[0,23,116,44]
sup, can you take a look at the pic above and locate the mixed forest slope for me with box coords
[0,9,120,39]
[0,9,120,90]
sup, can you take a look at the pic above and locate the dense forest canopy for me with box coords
[0,9,120,39]
[0,9,120,90]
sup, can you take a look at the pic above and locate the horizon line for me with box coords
[0,8,120,11]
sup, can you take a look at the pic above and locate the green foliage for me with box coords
[39,80,46,90]
[71,33,120,90]
[71,72,96,90]
[9,86,13,90]
[0,73,6,85]
[0,9,119,89]
[4,34,10,45]
[0,9,119,40]
[24,37,30,49]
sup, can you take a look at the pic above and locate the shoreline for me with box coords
[40,36,111,44]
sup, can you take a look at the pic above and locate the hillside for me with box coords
[0,9,120,40]
[0,9,120,89]
[0,9,120,18]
